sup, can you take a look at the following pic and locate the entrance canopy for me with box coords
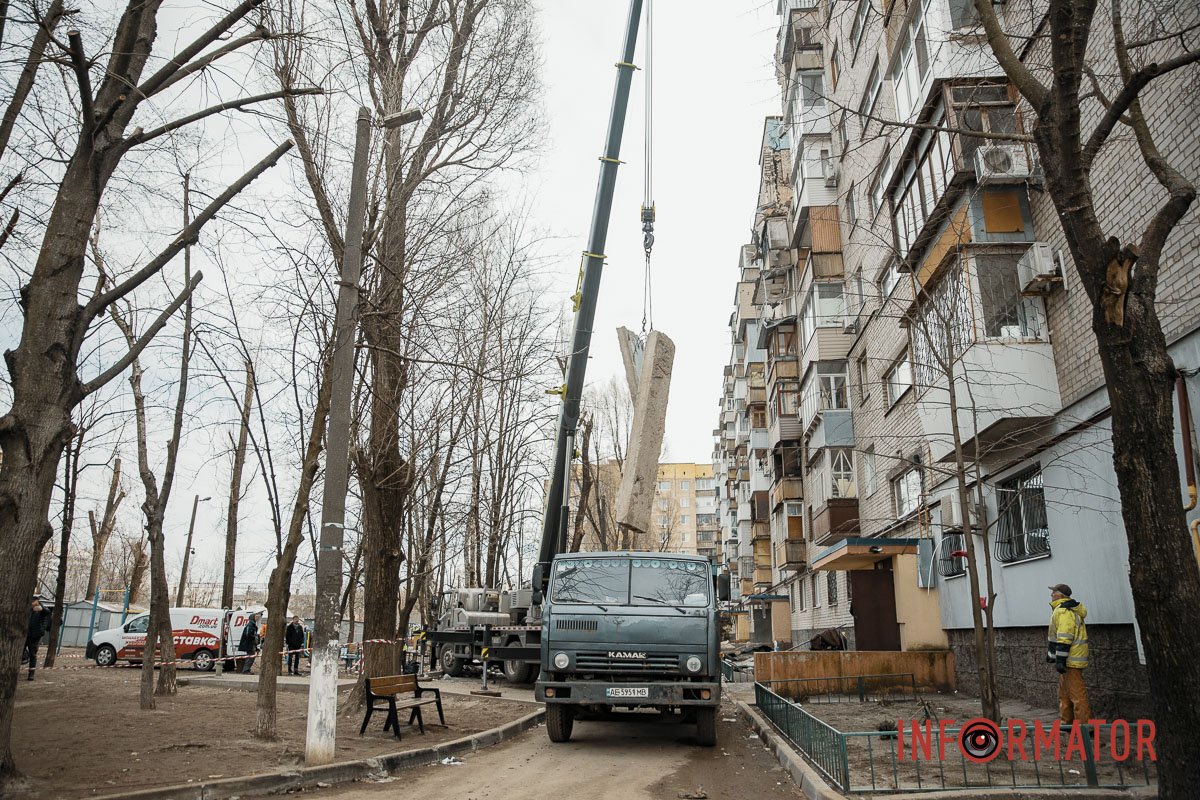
[811,537,919,571]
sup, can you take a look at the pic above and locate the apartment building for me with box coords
[715,0,1198,716]
[569,462,716,556]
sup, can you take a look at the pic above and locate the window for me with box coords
[827,572,839,606]
[893,468,922,518]
[812,573,821,607]
[892,0,932,119]
[995,465,1051,562]
[126,615,149,633]
[838,114,850,161]
[856,355,870,402]
[885,353,912,407]
[799,576,807,610]
[680,515,690,526]
[858,60,882,137]
[679,480,690,491]
[952,87,1017,169]
[786,501,803,517]
[679,497,690,508]
[939,531,967,577]
[802,361,849,424]
[869,150,892,217]
[831,448,856,498]
[863,446,878,496]
[658,498,670,510]
[801,72,826,109]
[830,42,840,89]
[846,181,857,224]
[878,257,900,299]
[658,481,670,491]
[849,0,872,55]
[977,252,1045,339]
[912,260,971,388]
[948,0,980,28]
[658,515,670,527]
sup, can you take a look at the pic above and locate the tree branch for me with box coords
[972,0,1048,108]
[81,139,293,325]
[136,0,268,99]
[66,30,95,138]
[0,0,66,160]
[152,26,272,96]
[81,271,202,397]
[121,88,320,151]
[1081,47,1200,170]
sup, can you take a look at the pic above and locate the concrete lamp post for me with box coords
[175,495,211,606]
[305,105,423,767]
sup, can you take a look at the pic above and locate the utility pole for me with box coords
[175,494,210,606]
[305,105,421,765]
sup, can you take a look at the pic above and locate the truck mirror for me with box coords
[531,589,543,606]
[532,562,548,592]
[717,574,731,602]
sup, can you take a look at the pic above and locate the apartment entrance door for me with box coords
[850,566,901,650]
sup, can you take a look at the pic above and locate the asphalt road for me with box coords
[305,698,802,800]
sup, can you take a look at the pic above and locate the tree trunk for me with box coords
[86,457,124,601]
[223,361,254,610]
[255,363,331,739]
[128,541,149,606]
[45,424,86,669]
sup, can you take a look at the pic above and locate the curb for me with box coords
[735,700,843,800]
[91,708,545,800]
[735,700,1156,800]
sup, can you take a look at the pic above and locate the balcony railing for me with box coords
[770,477,803,509]
[811,498,860,546]
[779,539,807,572]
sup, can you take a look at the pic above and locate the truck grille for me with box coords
[555,619,598,632]
[575,652,679,674]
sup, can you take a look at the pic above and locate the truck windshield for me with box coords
[550,557,710,607]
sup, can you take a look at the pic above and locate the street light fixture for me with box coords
[381,107,423,129]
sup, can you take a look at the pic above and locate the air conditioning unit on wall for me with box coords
[974,144,1034,184]
[1017,242,1063,294]
[941,492,978,530]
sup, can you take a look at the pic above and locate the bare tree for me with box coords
[0,0,307,775]
[223,361,255,610]
[85,457,125,601]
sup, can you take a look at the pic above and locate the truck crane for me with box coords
[422,0,730,745]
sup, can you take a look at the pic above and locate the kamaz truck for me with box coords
[534,552,726,745]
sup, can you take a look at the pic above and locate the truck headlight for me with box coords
[686,656,703,673]
[553,652,570,669]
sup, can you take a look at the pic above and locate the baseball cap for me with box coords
[1048,583,1072,596]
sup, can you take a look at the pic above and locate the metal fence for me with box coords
[754,680,1156,794]
[720,658,755,683]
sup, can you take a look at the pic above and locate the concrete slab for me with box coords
[614,329,675,541]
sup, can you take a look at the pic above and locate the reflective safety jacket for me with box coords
[1047,597,1088,669]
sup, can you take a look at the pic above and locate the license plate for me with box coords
[606,687,649,698]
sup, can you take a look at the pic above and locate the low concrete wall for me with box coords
[754,649,956,692]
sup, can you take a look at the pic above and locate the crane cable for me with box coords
[640,0,655,336]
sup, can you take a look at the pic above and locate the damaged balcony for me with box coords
[777,539,807,572]
[810,498,860,546]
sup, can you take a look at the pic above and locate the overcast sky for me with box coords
[531,1,779,464]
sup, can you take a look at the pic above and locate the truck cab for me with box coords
[534,552,727,745]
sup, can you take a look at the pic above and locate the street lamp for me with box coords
[176,495,211,606]
[306,105,423,767]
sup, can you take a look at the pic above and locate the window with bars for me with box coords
[827,572,839,606]
[939,531,967,577]
[995,465,1051,562]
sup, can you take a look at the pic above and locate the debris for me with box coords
[722,718,736,722]
[440,756,464,766]
[746,733,759,739]
[1068,769,1081,775]
[316,782,330,788]
[877,720,899,740]
[678,789,707,799]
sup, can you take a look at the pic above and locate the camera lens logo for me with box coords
[958,718,1001,763]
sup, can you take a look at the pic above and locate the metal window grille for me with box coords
[939,531,966,577]
[827,572,838,605]
[995,465,1051,562]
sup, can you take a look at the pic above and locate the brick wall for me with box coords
[947,625,1151,721]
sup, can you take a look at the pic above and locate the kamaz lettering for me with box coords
[607,651,647,659]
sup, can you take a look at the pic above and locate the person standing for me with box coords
[1047,583,1091,724]
[238,612,261,674]
[25,598,52,681]
[285,616,306,676]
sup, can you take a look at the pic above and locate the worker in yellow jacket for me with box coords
[1047,583,1091,723]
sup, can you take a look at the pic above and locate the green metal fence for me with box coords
[720,658,754,683]
[754,680,1156,793]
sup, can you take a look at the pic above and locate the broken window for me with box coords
[893,468,922,518]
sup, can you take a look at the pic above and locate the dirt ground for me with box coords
[783,692,1157,792]
[11,663,535,799]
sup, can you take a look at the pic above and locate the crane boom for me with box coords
[537,0,644,582]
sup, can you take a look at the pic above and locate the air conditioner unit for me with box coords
[824,165,839,188]
[941,492,978,530]
[974,144,1033,184]
[1017,242,1062,294]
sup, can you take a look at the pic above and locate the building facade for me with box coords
[714,0,1199,717]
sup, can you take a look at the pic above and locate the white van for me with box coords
[88,607,229,671]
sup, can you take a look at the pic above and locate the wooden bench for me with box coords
[359,674,445,740]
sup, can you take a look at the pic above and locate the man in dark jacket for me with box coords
[25,598,52,681]
[238,612,261,674]
[285,616,306,675]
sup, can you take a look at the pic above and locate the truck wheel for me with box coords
[695,707,718,747]
[546,704,574,743]
[192,649,215,671]
[439,645,464,677]
[503,641,536,684]
[94,644,116,667]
